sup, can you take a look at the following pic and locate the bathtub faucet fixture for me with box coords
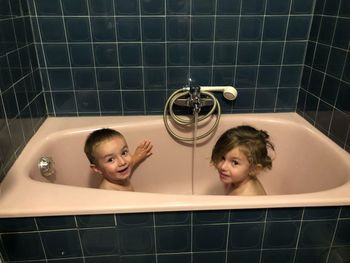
[163,78,238,142]
[38,156,55,177]
[184,78,238,114]
[188,79,201,114]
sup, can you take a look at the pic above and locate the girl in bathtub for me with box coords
[211,125,274,196]
[84,128,153,191]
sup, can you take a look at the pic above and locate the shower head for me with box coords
[200,86,238,101]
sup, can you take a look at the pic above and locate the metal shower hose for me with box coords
[163,88,221,142]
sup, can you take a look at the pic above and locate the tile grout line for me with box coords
[85,0,102,116]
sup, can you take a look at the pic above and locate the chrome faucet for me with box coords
[172,78,238,114]
[38,157,55,177]
[164,80,238,141]
[188,79,201,114]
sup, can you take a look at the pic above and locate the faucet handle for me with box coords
[187,79,201,114]
[187,78,200,93]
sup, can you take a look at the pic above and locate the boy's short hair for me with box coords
[84,128,123,164]
[211,125,274,169]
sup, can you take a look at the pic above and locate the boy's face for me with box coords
[214,147,258,187]
[90,135,132,184]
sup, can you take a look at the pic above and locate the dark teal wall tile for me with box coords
[36,216,77,230]
[1,207,350,262]
[0,0,45,179]
[80,228,119,256]
[299,0,350,151]
[2,232,45,261]
[41,230,83,258]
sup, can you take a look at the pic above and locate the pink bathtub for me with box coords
[1,112,350,217]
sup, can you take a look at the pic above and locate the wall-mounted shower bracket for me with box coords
[173,97,215,107]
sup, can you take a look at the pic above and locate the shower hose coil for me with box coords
[163,88,221,142]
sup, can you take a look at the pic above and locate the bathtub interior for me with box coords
[28,114,350,196]
[30,121,193,195]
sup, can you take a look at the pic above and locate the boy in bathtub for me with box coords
[211,125,274,196]
[84,128,153,191]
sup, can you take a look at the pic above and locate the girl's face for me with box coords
[91,136,132,184]
[214,146,254,187]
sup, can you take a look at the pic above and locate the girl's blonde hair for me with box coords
[211,125,274,169]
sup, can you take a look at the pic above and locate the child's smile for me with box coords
[211,125,272,195]
[91,136,133,184]
[215,147,252,187]
[116,166,131,178]
[85,128,153,191]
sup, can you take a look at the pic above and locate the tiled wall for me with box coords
[0,0,46,181]
[298,0,350,151]
[32,0,313,116]
[1,0,350,262]
[1,0,349,175]
[1,207,350,263]
[1,0,323,179]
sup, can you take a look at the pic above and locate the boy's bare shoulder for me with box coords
[99,179,134,192]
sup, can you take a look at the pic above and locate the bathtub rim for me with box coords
[1,112,350,218]
[1,176,350,218]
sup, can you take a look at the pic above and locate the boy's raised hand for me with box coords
[132,140,153,167]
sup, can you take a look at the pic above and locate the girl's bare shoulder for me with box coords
[228,179,266,196]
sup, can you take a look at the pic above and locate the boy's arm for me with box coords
[131,140,153,169]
